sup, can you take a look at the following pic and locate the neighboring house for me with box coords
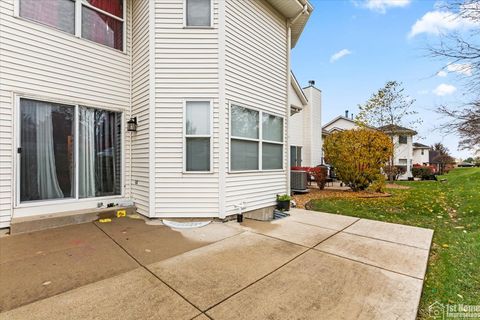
[322,111,357,133]
[288,78,322,167]
[377,125,417,179]
[413,142,431,166]
[0,0,314,228]
[322,114,418,180]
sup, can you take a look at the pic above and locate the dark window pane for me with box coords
[82,5,123,50]
[399,135,408,144]
[187,0,211,27]
[20,99,74,201]
[20,0,75,34]
[231,139,258,171]
[290,146,296,167]
[186,138,210,171]
[262,143,283,170]
[87,0,123,18]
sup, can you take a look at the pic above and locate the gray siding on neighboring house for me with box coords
[131,0,150,215]
[152,0,220,217]
[224,0,288,215]
[0,0,132,226]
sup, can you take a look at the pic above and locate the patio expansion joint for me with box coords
[202,218,361,314]
[313,248,425,281]
[342,228,431,251]
[289,216,361,232]
[92,222,205,316]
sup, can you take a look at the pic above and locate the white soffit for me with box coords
[265,0,314,48]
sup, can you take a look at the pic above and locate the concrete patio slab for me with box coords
[343,219,434,249]
[240,218,337,247]
[0,223,105,264]
[102,222,242,265]
[148,232,306,311]
[315,232,430,279]
[289,208,359,230]
[0,231,138,312]
[207,250,423,320]
[93,215,165,236]
[1,268,201,320]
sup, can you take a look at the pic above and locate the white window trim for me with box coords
[13,94,125,208]
[183,99,214,174]
[228,102,285,173]
[183,0,214,29]
[14,0,127,53]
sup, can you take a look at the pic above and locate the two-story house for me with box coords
[322,114,417,180]
[0,0,314,229]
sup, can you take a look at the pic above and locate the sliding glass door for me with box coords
[19,98,122,203]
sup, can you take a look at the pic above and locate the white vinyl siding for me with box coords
[0,0,132,226]
[130,0,150,216]
[224,0,288,215]
[153,0,219,217]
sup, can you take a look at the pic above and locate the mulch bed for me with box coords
[293,188,391,209]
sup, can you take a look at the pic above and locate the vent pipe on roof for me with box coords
[345,110,349,118]
[308,80,315,86]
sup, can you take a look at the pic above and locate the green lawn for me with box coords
[308,168,480,319]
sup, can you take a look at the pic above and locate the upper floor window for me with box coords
[20,0,75,34]
[19,0,124,51]
[399,135,408,144]
[186,0,211,27]
[82,0,124,50]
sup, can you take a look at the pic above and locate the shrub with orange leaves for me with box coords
[324,128,393,191]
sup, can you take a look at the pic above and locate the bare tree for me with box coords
[428,0,480,153]
[356,81,422,181]
[438,102,480,153]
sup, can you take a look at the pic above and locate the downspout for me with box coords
[286,5,308,195]
[286,21,292,196]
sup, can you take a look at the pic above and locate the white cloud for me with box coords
[433,83,457,96]
[354,0,411,13]
[437,70,447,77]
[408,10,479,38]
[446,63,473,76]
[330,49,352,63]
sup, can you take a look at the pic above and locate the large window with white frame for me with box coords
[230,105,284,171]
[18,98,122,203]
[184,100,212,172]
[185,0,212,27]
[18,0,125,51]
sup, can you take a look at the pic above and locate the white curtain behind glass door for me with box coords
[78,107,96,198]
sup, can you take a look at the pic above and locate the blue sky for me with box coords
[291,0,477,159]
